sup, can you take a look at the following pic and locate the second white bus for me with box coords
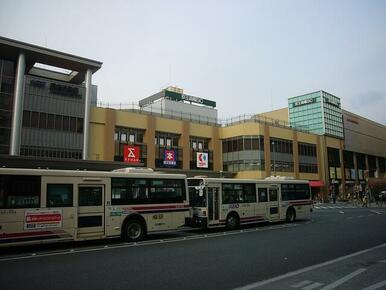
[187,177,312,229]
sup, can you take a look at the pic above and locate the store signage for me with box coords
[49,83,82,99]
[25,209,62,230]
[197,152,209,168]
[163,149,177,166]
[123,145,140,163]
[293,98,315,107]
[165,90,216,108]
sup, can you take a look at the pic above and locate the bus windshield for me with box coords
[188,187,206,207]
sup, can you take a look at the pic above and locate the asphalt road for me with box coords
[0,205,386,290]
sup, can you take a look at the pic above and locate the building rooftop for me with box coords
[0,36,102,84]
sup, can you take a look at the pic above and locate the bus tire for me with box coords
[226,213,240,230]
[286,207,296,223]
[122,218,146,242]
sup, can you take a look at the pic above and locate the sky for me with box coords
[1,0,386,124]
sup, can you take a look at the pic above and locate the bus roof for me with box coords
[187,177,310,184]
[0,168,187,179]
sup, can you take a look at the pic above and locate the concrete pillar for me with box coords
[264,125,271,177]
[181,121,190,170]
[145,115,156,168]
[104,108,116,161]
[293,131,299,179]
[339,141,345,195]
[82,69,92,160]
[9,53,26,155]
[353,152,358,184]
[211,126,221,172]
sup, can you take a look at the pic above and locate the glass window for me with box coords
[47,184,73,207]
[258,188,268,202]
[78,187,102,206]
[121,133,127,142]
[76,118,83,133]
[149,179,185,203]
[55,115,62,131]
[0,175,41,209]
[22,111,31,127]
[31,112,39,128]
[47,114,55,130]
[62,116,70,131]
[70,117,76,132]
[39,113,47,129]
[269,189,278,201]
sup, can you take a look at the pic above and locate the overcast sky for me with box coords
[1,0,386,124]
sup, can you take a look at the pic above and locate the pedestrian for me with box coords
[362,194,368,208]
[332,192,336,204]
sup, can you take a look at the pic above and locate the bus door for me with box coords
[207,186,220,225]
[77,185,105,239]
[268,185,280,221]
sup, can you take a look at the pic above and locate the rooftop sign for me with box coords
[165,90,216,108]
[293,98,316,107]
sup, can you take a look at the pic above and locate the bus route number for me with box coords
[153,214,164,220]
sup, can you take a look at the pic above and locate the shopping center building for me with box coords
[1,36,385,200]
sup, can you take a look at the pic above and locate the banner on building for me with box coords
[163,149,177,166]
[197,152,208,168]
[123,145,140,163]
[350,169,356,180]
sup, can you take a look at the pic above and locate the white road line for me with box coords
[303,282,324,290]
[379,260,386,263]
[291,280,312,288]
[371,210,382,215]
[362,280,386,290]
[233,243,386,290]
[319,268,366,290]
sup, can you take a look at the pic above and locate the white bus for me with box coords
[0,168,189,246]
[187,177,312,229]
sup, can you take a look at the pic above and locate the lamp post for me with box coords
[272,141,276,177]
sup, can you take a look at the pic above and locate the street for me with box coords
[1,204,386,290]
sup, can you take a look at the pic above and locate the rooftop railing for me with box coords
[96,102,312,134]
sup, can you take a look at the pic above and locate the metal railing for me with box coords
[96,102,312,133]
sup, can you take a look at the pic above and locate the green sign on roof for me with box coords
[165,90,216,108]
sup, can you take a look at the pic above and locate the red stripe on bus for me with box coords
[0,229,67,239]
[0,231,54,238]
[289,200,313,205]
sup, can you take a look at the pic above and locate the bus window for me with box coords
[0,175,41,209]
[269,189,278,202]
[258,188,268,202]
[149,179,185,203]
[79,187,102,206]
[47,184,73,207]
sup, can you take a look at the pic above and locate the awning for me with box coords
[309,180,324,187]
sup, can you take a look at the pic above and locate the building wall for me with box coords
[257,108,289,123]
[343,110,386,158]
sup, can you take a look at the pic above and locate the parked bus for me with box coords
[0,168,189,246]
[187,177,312,229]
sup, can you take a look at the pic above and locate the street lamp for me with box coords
[272,141,276,177]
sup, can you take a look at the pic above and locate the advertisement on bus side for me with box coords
[24,209,63,230]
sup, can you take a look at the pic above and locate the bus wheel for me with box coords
[123,219,145,242]
[226,213,239,230]
[286,208,296,223]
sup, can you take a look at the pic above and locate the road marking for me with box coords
[233,243,386,290]
[0,223,299,262]
[303,282,324,290]
[379,260,386,263]
[370,210,382,215]
[291,280,312,288]
[319,268,366,290]
[362,280,386,290]
[339,211,344,214]
[347,217,353,220]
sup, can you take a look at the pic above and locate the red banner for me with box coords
[124,145,140,163]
